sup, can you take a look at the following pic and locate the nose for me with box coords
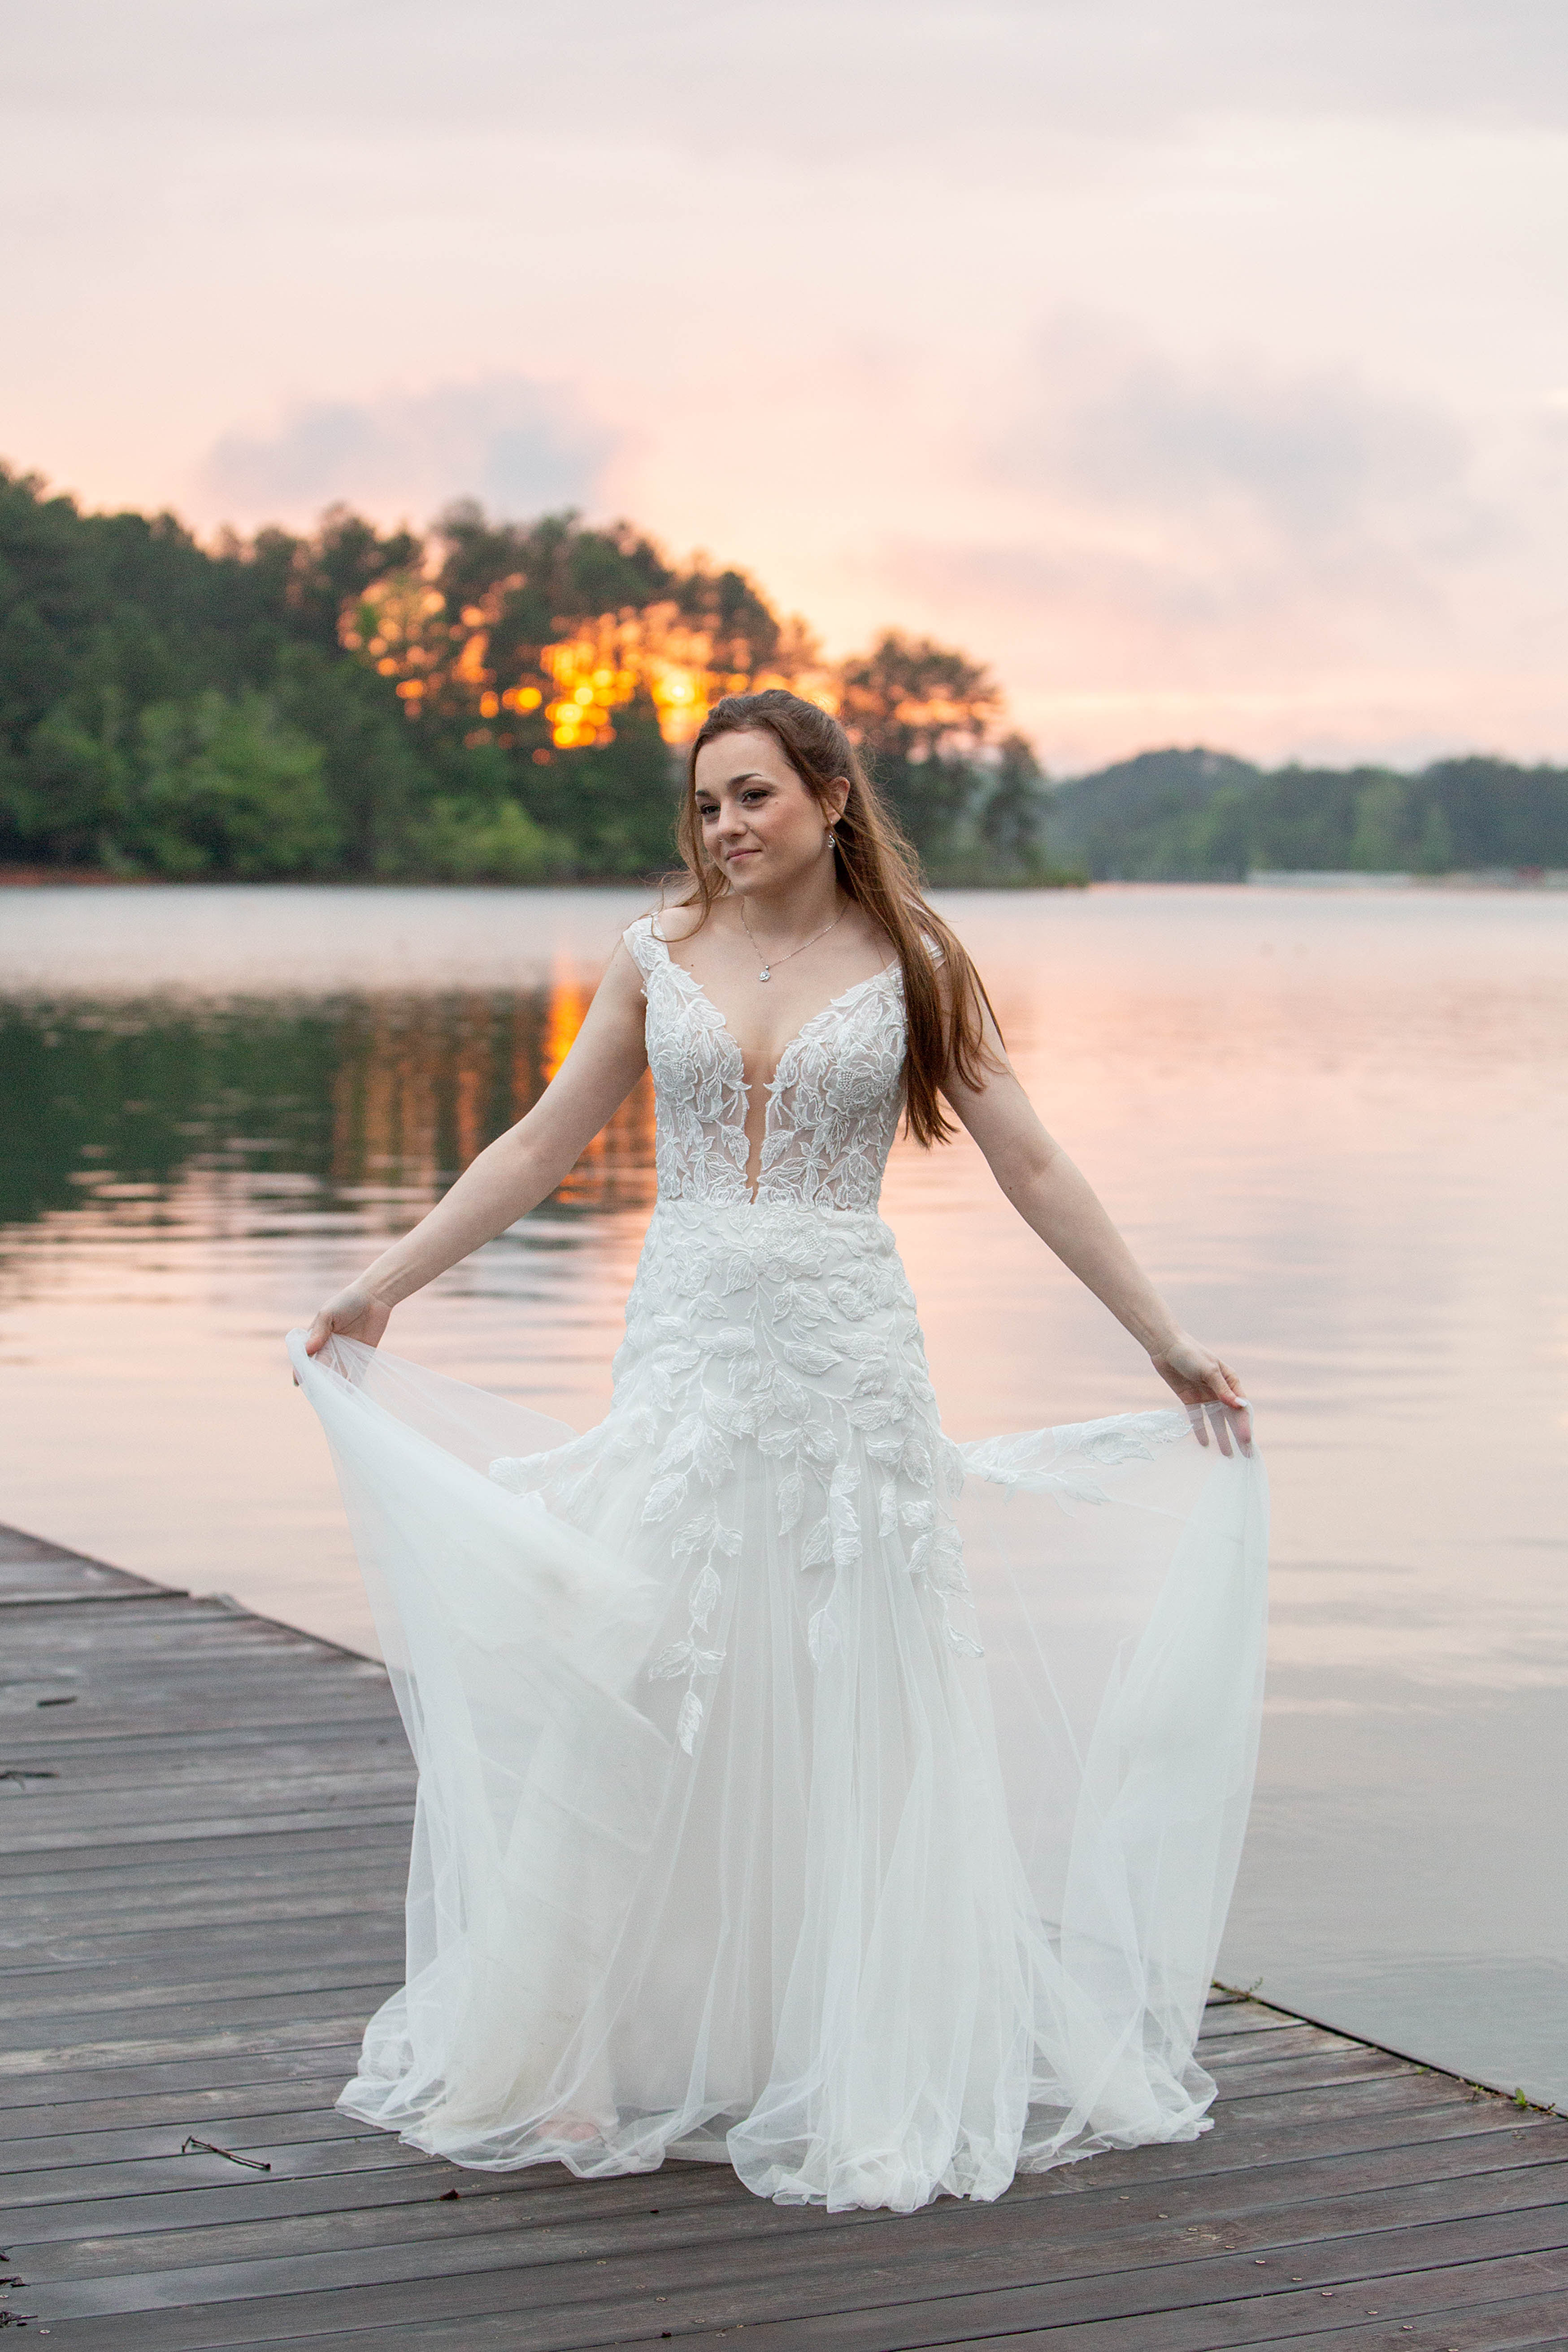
[715,796,753,844]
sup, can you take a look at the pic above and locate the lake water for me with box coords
[2,882,1564,2108]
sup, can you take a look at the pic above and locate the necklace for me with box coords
[738,894,849,982]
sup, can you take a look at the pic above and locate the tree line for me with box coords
[2,464,1563,886]
[1044,748,1568,880]
[0,467,1054,885]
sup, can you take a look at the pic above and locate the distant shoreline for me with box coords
[0,866,1089,893]
[3,866,1563,893]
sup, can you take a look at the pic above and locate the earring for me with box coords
[826,831,837,849]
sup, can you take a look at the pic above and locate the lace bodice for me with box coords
[624,913,906,1211]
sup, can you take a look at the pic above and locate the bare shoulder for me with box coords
[648,897,707,945]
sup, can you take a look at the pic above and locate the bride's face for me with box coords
[692,730,842,894]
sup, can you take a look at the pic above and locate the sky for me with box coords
[3,0,1565,773]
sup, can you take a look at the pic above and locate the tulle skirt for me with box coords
[287,1197,1267,2214]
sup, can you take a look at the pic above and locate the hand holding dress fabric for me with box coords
[1148,1334,1253,1454]
[304,1281,393,1358]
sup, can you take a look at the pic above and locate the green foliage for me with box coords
[270,644,425,877]
[526,689,680,877]
[128,691,341,878]
[840,632,1003,865]
[7,461,1564,889]
[1047,745,1568,880]
[416,795,564,884]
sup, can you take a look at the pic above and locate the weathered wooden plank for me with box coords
[1203,2025,1367,2069]
[0,2012,383,2081]
[3,1831,412,1899]
[1,1900,404,1960]
[54,2265,1568,2352]
[16,2193,1568,2345]
[2,1920,405,1980]
[0,1588,193,1609]
[0,1531,173,1601]
[13,2160,744,2270]
[0,1799,416,1857]
[0,1774,416,1846]
[0,2011,396,2090]
[1235,2291,1568,2352]
[0,2041,368,2113]
[0,1718,408,1767]
[6,1525,1565,2352]
[1206,2071,1498,2135]
[7,2149,614,2247]
[20,2133,1568,2315]
[16,2120,1566,2287]
[1203,2047,1425,2101]
[11,2096,1542,2252]
[0,1692,399,1747]
[1193,2006,1306,2042]
[2,1684,392,1740]
[1,1954,403,2027]
[0,2072,368,2145]
[2,2122,448,2211]
[0,1738,412,1803]
[2,1624,330,1665]
[2,2102,378,2175]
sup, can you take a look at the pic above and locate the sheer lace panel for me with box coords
[624,913,906,1211]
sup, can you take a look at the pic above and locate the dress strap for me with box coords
[622,911,668,979]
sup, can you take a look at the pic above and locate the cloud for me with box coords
[994,314,1486,564]
[10,0,1568,156]
[195,376,621,528]
[848,311,1568,766]
[936,314,1500,669]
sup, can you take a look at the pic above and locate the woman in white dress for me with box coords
[291,689,1267,2216]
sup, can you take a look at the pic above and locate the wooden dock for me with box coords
[3,1519,1566,2350]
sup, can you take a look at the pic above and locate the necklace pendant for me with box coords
[758,966,771,982]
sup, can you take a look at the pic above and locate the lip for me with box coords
[724,847,761,863]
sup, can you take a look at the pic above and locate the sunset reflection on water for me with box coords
[2,882,1566,2106]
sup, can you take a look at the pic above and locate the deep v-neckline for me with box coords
[651,927,898,1098]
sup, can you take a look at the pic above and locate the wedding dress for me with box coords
[287,912,1268,2214]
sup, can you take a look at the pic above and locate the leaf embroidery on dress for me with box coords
[807,1606,842,1667]
[688,1564,721,1630]
[617,910,987,1699]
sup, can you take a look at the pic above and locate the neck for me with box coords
[735,860,842,943]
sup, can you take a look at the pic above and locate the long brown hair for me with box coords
[673,689,1002,1146]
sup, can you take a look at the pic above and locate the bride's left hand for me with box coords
[1149,1334,1252,1454]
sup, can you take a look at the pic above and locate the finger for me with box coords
[1207,1398,1234,1457]
[1210,1363,1254,1455]
[1187,1401,1209,1447]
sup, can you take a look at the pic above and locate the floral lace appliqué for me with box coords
[623,915,906,1212]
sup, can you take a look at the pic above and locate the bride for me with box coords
[290,688,1267,2216]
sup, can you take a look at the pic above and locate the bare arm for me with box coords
[944,1004,1251,1450]
[302,942,650,1356]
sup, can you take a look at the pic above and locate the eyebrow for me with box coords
[697,771,771,795]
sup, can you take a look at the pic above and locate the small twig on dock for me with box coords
[0,1769,57,1786]
[180,2136,271,2172]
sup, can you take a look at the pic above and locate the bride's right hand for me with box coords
[303,1281,392,1359]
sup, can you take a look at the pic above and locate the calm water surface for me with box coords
[2,884,1565,2104]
